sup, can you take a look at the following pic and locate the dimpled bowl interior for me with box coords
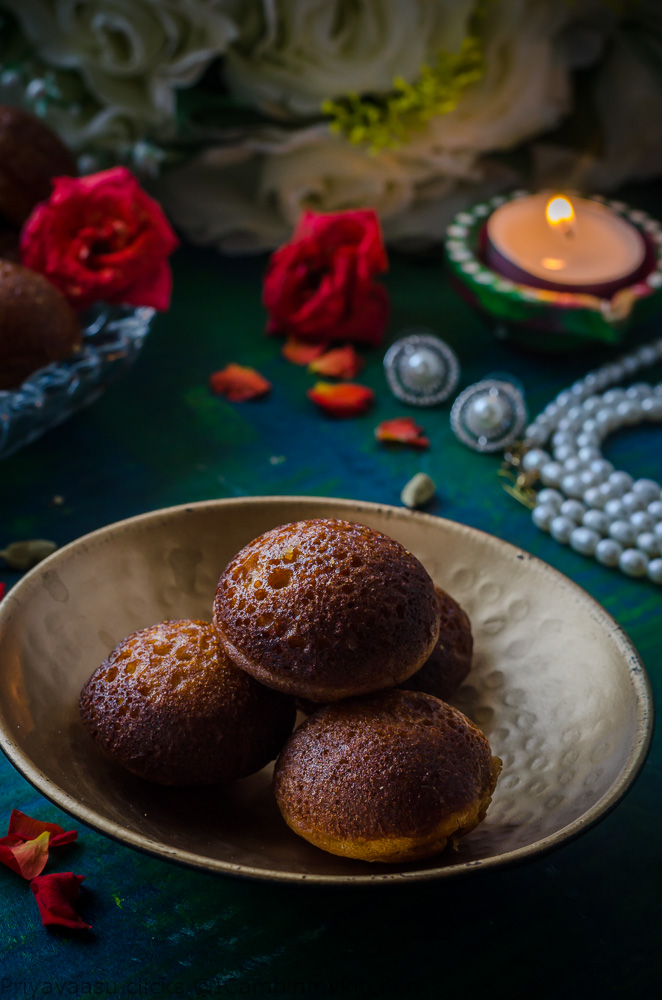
[0,497,652,884]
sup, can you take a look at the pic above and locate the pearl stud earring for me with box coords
[450,376,528,453]
[383,329,460,406]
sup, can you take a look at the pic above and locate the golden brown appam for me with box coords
[213,518,441,702]
[400,585,473,701]
[79,619,296,786]
[273,689,501,863]
[297,586,473,715]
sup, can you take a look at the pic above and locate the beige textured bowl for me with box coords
[0,497,652,884]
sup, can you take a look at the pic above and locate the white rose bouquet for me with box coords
[0,0,661,253]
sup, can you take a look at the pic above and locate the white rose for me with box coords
[152,122,516,253]
[2,0,238,132]
[223,0,475,118]
[153,124,421,251]
[409,0,604,165]
[533,0,662,191]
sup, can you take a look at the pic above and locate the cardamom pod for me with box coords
[400,473,436,510]
[0,539,58,571]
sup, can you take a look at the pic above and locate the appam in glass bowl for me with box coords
[0,303,155,460]
[0,497,652,884]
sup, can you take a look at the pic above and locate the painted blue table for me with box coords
[1,179,661,997]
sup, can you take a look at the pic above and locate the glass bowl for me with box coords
[0,304,155,459]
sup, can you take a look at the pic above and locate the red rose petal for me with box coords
[0,582,5,601]
[30,873,91,931]
[0,830,50,880]
[307,382,374,418]
[308,345,364,380]
[281,338,329,366]
[7,809,78,848]
[375,417,430,449]
[209,364,271,402]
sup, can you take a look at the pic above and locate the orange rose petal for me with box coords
[209,364,271,402]
[281,338,329,366]
[375,417,430,449]
[7,808,77,848]
[307,382,375,418]
[308,345,364,380]
[0,830,51,880]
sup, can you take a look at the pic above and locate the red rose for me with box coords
[20,166,178,311]
[263,209,389,347]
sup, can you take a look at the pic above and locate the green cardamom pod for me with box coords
[0,539,58,571]
[400,473,436,510]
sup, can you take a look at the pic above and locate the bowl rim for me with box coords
[0,496,654,885]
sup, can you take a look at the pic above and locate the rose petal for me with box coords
[0,830,50,880]
[375,417,430,449]
[209,364,271,402]
[281,338,329,366]
[0,583,5,601]
[7,809,77,848]
[307,382,375,418]
[30,873,91,931]
[308,345,364,380]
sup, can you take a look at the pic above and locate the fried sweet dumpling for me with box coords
[400,586,473,701]
[274,689,501,863]
[79,619,296,786]
[213,518,440,702]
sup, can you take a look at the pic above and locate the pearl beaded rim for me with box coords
[521,337,662,585]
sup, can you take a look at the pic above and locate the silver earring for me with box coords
[450,375,528,453]
[383,328,460,406]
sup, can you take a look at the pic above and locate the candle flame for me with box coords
[546,195,575,231]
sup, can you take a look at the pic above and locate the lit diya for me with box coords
[444,190,662,352]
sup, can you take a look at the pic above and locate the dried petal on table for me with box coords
[7,809,78,848]
[30,873,91,930]
[308,345,363,380]
[307,382,375,418]
[281,337,328,366]
[0,831,51,880]
[375,417,430,449]
[0,809,78,879]
[209,364,271,402]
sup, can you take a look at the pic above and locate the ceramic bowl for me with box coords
[0,497,652,884]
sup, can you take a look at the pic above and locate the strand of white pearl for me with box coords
[518,337,662,584]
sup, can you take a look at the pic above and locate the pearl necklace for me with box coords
[516,338,662,584]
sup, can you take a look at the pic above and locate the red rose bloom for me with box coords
[20,166,178,311]
[263,209,389,347]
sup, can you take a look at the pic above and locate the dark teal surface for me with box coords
[1,180,661,997]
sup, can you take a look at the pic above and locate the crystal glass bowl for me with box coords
[0,304,155,459]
